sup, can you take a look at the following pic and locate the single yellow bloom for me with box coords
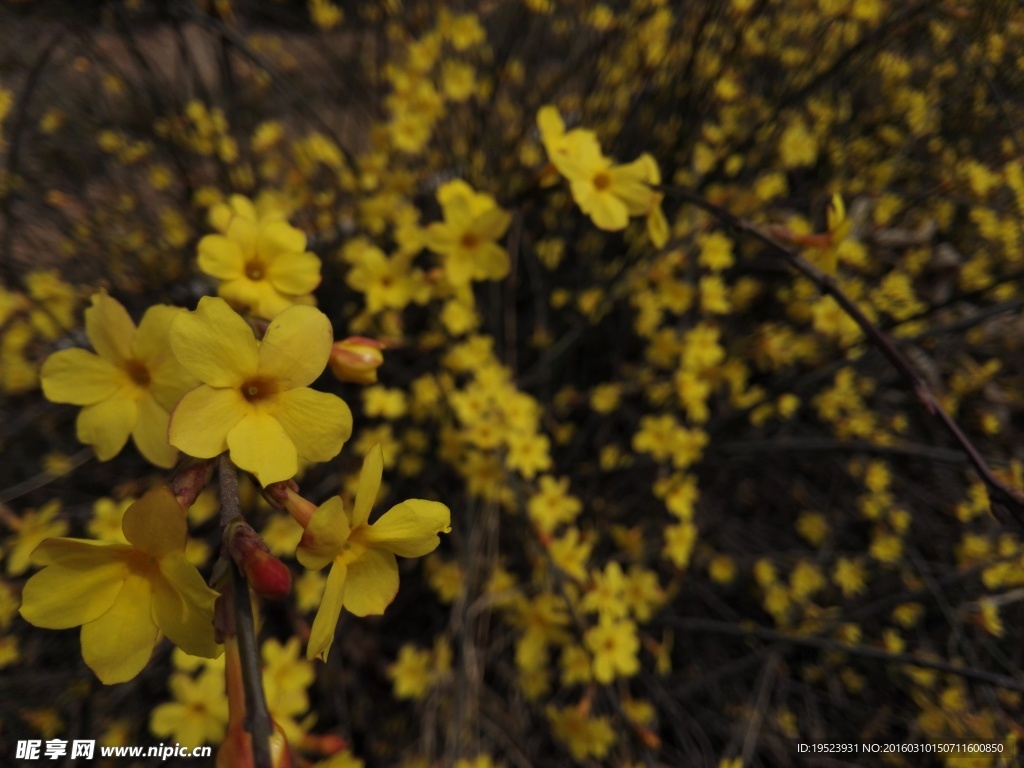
[538,106,666,245]
[198,194,321,320]
[297,445,451,661]
[169,297,353,486]
[19,487,221,684]
[564,146,659,233]
[150,667,228,747]
[40,291,197,468]
[4,500,68,576]
[424,180,512,286]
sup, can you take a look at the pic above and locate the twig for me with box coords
[0,448,92,505]
[663,616,1024,693]
[713,438,971,465]
[660,184,1024,529]
[219,455,273,768]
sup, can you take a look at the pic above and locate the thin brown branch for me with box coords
[219,455,273,768]
[661,183,1024,529]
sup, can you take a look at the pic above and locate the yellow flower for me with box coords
[41,291,196,468]
[537,106,666,245]
[149,666,228,746]
[197,194,321,320]
[424,180,512,286]
[344,240,425,312]
[387,643,434,700]
[296,445,450,661]
[168,297,352,486]
[19,487,221,684]
[584,616,640,683]
[4,501,68,576]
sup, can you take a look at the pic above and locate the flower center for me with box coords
[593,171,611,191]
[124,359,151,387]
[245,260,266,281]
[460,232,480,250]
[240,377,277,403]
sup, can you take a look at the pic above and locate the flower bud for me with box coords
[225,520,291,600]
[328,337,385,384]
[272,486,318,529]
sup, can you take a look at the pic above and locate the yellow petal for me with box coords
[307,561,347,661]
[132,305,178,360]
[297,496,349,570]
[153,554,221,658]
[266,250,322,296]
[122,486,187,556]
[227,216,259,255]
[352,444,383,528]
[170,297,258,387]
[257,221,307,260]
[226,410,297,486]
[81,572,160,684]
[609,157,656,216]
[647,204,669,248]
[41,349,122,405]
[574,184,629,231]
[537,105,566,145]
[132,395,177,469]
[257,305,333,390]
[169,385,245,459]
[20,558,127,629]
[30,537,132,567]
[85,291,135,365]
[342,548,398,616]
[470,242,510,281]
[272,388,352,464]
[197,235,246,280]
[77,392,137,461]
[361,500,450,557]
[474,207,512,241]
[424,221,457,253]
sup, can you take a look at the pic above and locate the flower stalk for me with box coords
[218,454,276,768]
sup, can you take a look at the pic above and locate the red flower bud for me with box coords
[328,337,385,384]
[225,520,291,600]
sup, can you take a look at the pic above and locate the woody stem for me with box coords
[220,454,273,768]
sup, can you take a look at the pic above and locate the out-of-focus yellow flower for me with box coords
[3,501,68,576]
[424,180,512,286]
[537,106,667,246]
[168,297,352,486]
[198,194,321,320]
[150,666,228,746]
[41,291,196,467]
[19,487,221,684]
